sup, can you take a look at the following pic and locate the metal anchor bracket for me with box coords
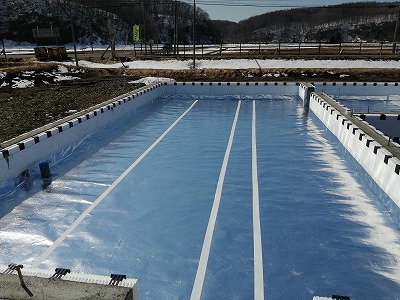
[109,274,127,286]
[4,263,19,274]
[51,268,71,279]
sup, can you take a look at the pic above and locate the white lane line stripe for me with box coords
[190,101,241,300]
[31,100,199,268]
[252,100,264,300]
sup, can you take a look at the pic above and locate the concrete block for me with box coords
[5,144,20,156]
[58,123,70,133]
[35,132,48,143]
[47,127,59,137]
[69,119,79,127]
[19,138,36,149]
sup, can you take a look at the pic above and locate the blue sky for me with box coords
[192,0,398,22]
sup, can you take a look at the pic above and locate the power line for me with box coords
[79,0,400,10]
[194,1,400,9]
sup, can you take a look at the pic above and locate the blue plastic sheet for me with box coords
[0,96,399,299]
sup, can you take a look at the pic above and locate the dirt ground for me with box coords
[0,66,144,144]
[0,59,399,144]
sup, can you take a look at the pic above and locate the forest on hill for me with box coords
[0,0,400,45]
[213,1,400,43]
[0,0,220,45]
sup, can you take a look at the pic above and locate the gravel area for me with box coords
[0,68,143,144]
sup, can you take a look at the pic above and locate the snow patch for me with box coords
[62,58,400,70]
[12,78,34,88]
[1,67,81,89]
[53,74,80,82]
[57,65,69,74]
[129,77,176,85]
[66,110,78,114]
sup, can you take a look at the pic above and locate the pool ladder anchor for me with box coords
[4,263,25,284]
[332,295,351,300]
[51,268,71,279]
[109,274,127,286]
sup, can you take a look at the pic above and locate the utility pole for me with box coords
[142,0,147,55]
[1,39,6,60]
[393,10,400,54]
[174,0,178,55]
[70,17,79,67]
[0,0,6,61]
[58,0,79,67]
[192,0,196,69]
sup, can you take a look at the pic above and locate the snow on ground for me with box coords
[52,73,81,82]
[62,58,400,70]
[129,77,176,85]
[12,78,34,88]
[0,66,81,89]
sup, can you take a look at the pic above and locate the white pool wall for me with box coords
[298,82,315,107]
[164,81,299,96]
[0,83,165,183]
[308,91,400,217]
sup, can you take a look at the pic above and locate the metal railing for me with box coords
[129,41,400,59]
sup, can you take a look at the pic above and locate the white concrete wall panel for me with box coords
[309,93,400,210]
[165,81,299,97]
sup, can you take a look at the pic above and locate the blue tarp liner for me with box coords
[0,95,399,299]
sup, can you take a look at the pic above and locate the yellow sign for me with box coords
[133,25,140,42]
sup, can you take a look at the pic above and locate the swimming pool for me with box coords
[1,92,400,299]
